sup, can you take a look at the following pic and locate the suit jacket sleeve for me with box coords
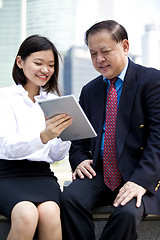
[115,61,160,195]
[69,87,94,171]
[128,67,160,194]
[69,76,105,171]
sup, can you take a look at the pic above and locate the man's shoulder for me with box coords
[127,60,160,85]
[129,60,160,77]
[83,75,104,90]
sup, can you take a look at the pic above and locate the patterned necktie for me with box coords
[103,77,122,191]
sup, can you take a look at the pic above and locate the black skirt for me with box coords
[0,159,61,220]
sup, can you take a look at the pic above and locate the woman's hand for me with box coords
[40,114,73,144]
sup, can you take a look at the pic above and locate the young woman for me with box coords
[0,35,72,240]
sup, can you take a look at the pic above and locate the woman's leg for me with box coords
[37,201,62,240]
[7,201,38,240]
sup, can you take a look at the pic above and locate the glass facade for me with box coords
[64,46,98,99]
[0,0,22,87]
[0,0,159,90]
[142,23,160,69]
[26,0,77,54]
[0,0,3,9]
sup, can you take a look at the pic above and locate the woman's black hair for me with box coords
[12,34,61,95]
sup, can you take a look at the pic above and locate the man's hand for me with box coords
[113,181,147,208]
[72,160,96,180]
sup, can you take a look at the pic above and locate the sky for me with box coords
[75,0,160,56]
[1,0,159,64]
[17,0,160,57]
[116,0,160,55]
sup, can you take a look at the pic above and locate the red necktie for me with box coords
[103,77,122,191]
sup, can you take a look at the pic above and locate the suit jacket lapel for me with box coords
[116,60,138,159]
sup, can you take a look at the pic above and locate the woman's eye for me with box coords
[49,65,54,68]
[34,62,41,65]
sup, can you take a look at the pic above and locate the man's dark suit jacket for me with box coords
[69,59,160,215]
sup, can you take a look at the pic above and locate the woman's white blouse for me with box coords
[0,84,71,163]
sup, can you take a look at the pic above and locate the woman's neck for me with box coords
[23,83,40,102]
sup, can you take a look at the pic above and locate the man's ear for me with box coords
[16,56,23,69]
[122,39,129,55]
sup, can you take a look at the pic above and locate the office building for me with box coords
[0,0,3,8]
[142,23,160,69]
[26,0,77,54]
[63,46,98,99]
[0,0,22,87]
[26,0,79,88]
[75,0,116,46]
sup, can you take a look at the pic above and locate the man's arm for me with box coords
[69,137,96,180]
[114,68,160,207]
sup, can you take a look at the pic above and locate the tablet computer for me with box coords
[38,95,97,141]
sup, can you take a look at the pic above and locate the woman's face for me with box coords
[17,49,55,89]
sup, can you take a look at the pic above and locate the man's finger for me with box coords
[136,195,142,208]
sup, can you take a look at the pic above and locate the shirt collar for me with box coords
[34,89,49,102]
[15,84,49,100]
[103,58,129,83]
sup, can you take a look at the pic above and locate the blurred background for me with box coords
[0,0,160,188]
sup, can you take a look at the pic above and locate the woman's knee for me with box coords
[11,201,38,227]
[37,201,61,226]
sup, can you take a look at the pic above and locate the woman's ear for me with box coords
[16,56,23,69]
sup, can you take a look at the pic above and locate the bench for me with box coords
[0,215,37,240]
[0,215,10,240]
[0,180,160,240]
[0,210,160,240]
[93,206,160,240]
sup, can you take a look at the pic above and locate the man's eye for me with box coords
[103,50,111,54]
[91,53,96,56]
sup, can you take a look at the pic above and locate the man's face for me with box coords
[88,30,129,79]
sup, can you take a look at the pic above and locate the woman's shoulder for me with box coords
[0,85,13,98]
[0,85,26,105]
[0,84,23,95]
